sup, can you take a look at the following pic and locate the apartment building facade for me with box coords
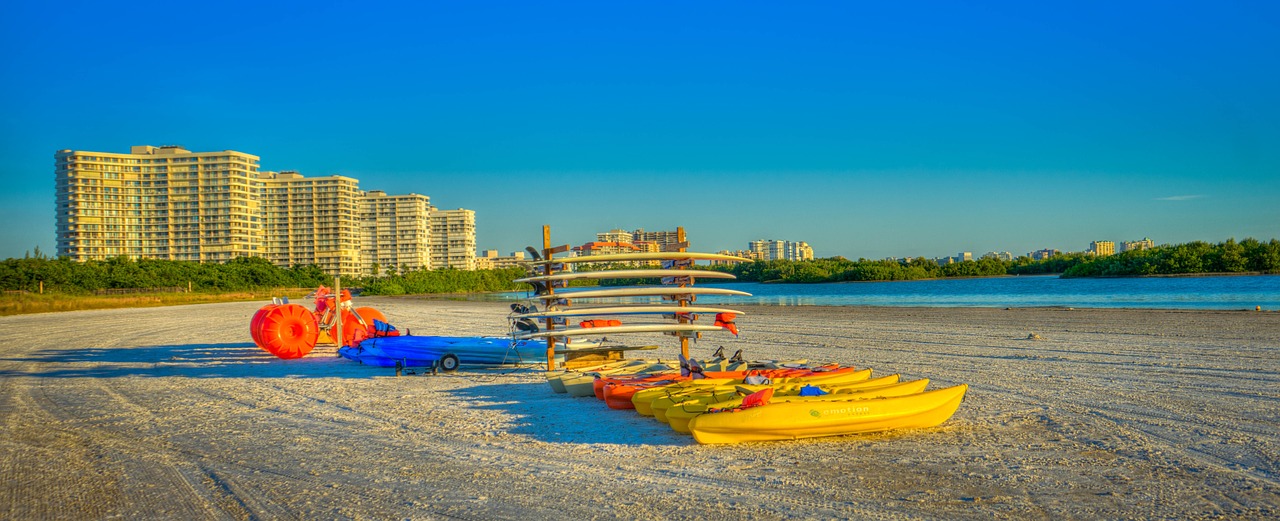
[257,171,362,276]
[55,145,263,262]
[56,146,478,276]
[748,239,815,261]
[1121,238,1156,252]
[430,208,477,270]
[630,228,684,252]
[474,250,526,270]
[360,191,432,275]
[1088,240,1116,256]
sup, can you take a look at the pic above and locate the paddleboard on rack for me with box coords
[536,286,753,300]
[527,251,752,266]
[553,344,662,355]
[513,305,746,319]
[514,269,736,284]
[514,323,729,339]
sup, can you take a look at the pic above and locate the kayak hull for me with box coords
[635,368,874,417]
[648,372,895,422]
[340,336,550,367]
[666,378,930,434]
[688,384,967,444]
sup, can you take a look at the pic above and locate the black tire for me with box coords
[439,353,460,372]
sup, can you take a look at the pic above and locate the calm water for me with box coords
[495,275,1280,310]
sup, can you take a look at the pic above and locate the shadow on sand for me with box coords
[0,342,383,379]
[448,380,692,446]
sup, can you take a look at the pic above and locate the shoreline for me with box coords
[2,300,1278,519]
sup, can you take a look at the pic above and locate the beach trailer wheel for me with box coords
[439,354,460,372]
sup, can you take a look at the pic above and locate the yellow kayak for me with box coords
[666,378,930,434]
[632,368,873,416]
[650,373,898,423]
[688,384,968,444]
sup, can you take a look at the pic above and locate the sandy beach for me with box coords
[1,298,1277,519]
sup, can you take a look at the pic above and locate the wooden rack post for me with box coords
[542,225,557,371]
[676,227,691,359]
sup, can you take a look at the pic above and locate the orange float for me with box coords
[252,303,320,359]
[355,306,387,327]
[249,304,276,348]
[249,287,392,359]
[338,309,368,347]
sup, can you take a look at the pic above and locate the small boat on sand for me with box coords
[340,336,553,370]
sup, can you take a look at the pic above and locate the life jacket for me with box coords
[741,387,774,408]
[370,319,401,338]
[709,387,774,413]
[714,312,739,336]
[579,319,622,328]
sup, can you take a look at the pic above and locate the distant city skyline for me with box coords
[3,2,1278,261]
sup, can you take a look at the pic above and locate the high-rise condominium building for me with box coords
[258,171,362,276]
[1088,241,1116,256]
[474,250,526,270]
[749,240,815,261]
[1030,248,1060,260]
[1120,238,1155,252]
[360,191,432,275]
[55,145,263,262]
[57,146,478,275]
[631,228,684,252]
[430,208,477,270]
[596,229,634,244]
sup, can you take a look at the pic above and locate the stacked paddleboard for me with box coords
[511,251,752,346]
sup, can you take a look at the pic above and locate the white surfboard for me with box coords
[514,323,730,340]
[536,286,753,300]
[528,251,752,266]
[514,269,736,284]
[513,305,745,319]
[553,344,661,355]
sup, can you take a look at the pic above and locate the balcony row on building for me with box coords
[55,145,476,276]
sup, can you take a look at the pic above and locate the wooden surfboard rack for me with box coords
[519,225,752,370]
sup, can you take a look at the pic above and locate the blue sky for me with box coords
[3,1,1277,260]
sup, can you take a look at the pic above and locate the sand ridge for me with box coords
[1,299,1277,519]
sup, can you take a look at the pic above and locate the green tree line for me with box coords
[360,267,531,295]
[714,238,1279,283]
[0,256,332,294]
[3,237,1275,294]
[0,255,536,296]
[718,256,1012,283]
[1060,238,1280,278]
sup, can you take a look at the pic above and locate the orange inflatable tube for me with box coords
[252,303,320,359]
[249,304,276,348]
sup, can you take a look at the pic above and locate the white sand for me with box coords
[1,298,1277,519]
